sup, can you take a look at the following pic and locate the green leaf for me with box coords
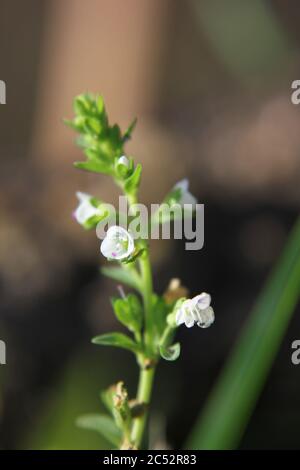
[101,266,141,291]
[76,134,97,150]
[152,294,169,337]
[74,95,91,116]
[66,94,129,176]
[123,118,137,141]
[91,332,141,354]
[64,118,80,131]
[74,160,111,175]
[96,95,105,115]
[187,217,300,450]
[64,116,86,132]
[159,342,181,361]
[84,148,101,160]
[124,164,142,195]
[112,294,143,333]
[76,414,121,447]
[109,124,122,145]
[84,145,112,163]
[82,213,108,230]
[84,117,102,135]
[115,157,131,179]
[100,386,115,414]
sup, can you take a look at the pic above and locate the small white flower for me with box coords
[176,292,214,328]
[100,225,135,260]
[117,155,130,168]
[74,192,103,225]
[174,179,197,207]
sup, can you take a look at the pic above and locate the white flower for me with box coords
[74,192,103,225]
[117,155,130,168]
[174,179,197,207]
[100,226,135,260]
[176,292,214,328]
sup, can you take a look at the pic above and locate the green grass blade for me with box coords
[186,217,300,450]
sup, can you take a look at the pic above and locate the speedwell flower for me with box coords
[176,292,214,328]
[100,226,135,260]
[74,191,103,226]
[173,178,197,207]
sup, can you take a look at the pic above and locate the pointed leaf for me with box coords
[124,164,142,195]
[74,96,90,116]
[84,117,102,135]
[91,332,141,354]
[96,95,105,114]
[101,266,141,291]
[74,160,111,175]
[112,294,143,333]
[109,124,122,146]
[152,294,169,337]
[123,118,137,142]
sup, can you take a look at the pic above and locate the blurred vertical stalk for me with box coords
[187,217,300,450]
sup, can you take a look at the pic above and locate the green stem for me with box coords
[124,190,156,448]
[125,191,154,347]
[139,251,154,349]
[131,366,156,448]
[133,246,155,448]
[159,324,175,348]
[127,192,137,207]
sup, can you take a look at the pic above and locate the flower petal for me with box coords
[174,178,189,192]
[180,191,197,207]
[175,307,185,326]
[100,236,117,259]
[184,312,195,328]
[74,196,100,225]
[100,226,135,260]
[197,306,215,328]
[173,179,197,207]
[191,292,211,310]
[76,191,92,202]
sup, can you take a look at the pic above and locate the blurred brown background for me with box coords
[0,0,300,449]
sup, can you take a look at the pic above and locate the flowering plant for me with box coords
[66,93,214,450]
